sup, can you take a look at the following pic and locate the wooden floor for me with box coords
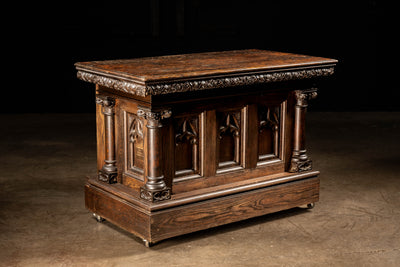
[1,112,399,266]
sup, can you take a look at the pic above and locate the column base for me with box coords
[140,187,171,202]
[98,169,117,184]
[289,158,312,173]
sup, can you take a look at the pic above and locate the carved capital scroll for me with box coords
[96,95,118,183]
[289,88,317,173]
[138,107,172,202]
[96,95,115,110]
[137,109,172,122]
[294,88,318,108]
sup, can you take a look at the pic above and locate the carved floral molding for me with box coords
[77,67,335,97]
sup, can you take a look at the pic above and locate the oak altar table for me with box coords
[75,49,337,246]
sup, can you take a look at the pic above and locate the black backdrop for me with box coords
[4,0,398,113]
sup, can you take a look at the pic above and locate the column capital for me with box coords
[137,108,172,122]
[96,95,115,107]
[96,95,115,116]
[294,88,318,108]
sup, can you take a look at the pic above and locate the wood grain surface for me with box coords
[85,176,319,243]
[76,49,337,82]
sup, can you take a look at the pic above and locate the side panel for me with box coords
[96,96,105,173]
[85,183,151,241]
[151,176,319,242]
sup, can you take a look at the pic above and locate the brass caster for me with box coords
[143,239,153,248]
[93,213,105,222]
[307,203,315,209]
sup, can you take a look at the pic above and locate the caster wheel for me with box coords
[307,203,315,209]
[93,213,105,222]
[143,239,154,248]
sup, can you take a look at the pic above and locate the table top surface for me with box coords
[76,49,337,82]
[75,49,337,96]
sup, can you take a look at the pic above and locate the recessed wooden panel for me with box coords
[258,105,281,163]
[173,114,201,182]
[124,111,145,181]
[95,101,105,173]
[217,109,242,171]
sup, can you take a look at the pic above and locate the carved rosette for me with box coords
[77,67,334,97]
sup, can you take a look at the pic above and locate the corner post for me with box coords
[289,88,318,172]
[96,95,118,183]
[138,107,172,202]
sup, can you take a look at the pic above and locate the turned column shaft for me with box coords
[289,88,317,173]
[293,103,306,156]
[103,105,116,170]
[138,108,172,202]
[96,95,117,183]
[192,139,199,172]
[146,116,165,190]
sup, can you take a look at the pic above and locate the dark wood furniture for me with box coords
[75,49,337,246]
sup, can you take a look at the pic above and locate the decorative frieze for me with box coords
[77,67,334,97]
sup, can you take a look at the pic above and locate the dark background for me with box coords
[4,0,398,113]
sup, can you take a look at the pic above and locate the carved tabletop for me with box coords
[75,49,337,97]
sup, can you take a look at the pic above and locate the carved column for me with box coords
[138,108,172,202]
[289,88,318,172]
[96,95,118,183]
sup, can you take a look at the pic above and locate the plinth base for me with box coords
[85,172,319,245]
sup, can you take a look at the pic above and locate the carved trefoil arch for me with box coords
[125,112,145,180]
[173,115,200,182]
[258,105,281,164]
[217,110,242,172]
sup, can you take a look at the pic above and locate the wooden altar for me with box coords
[75,49,337,246]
